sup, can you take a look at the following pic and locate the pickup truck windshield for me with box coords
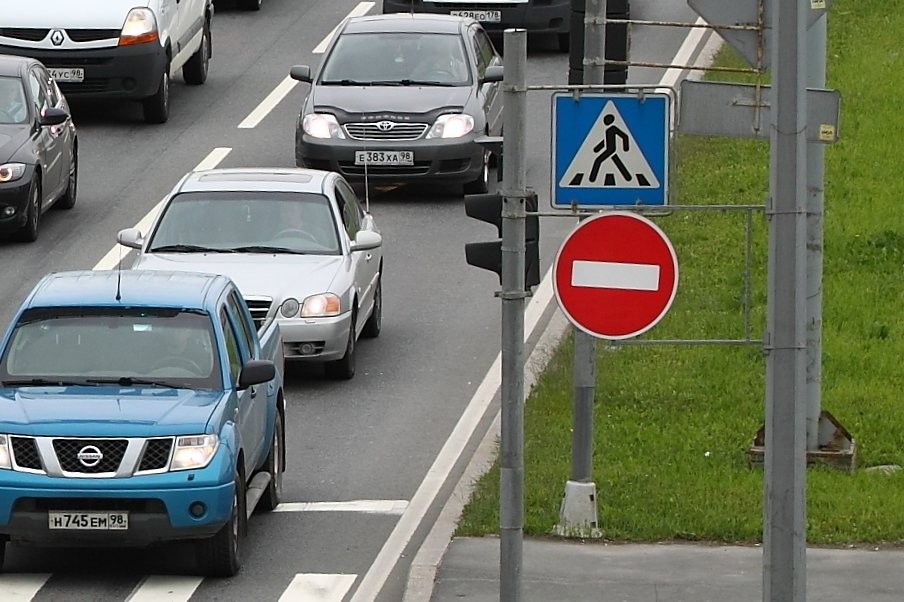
[0,307,222,390]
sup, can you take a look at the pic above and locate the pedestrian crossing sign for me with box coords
[551,92,670,208]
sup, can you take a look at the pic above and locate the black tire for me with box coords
[324,311,356,380]
[558,33,570,53]
[143,62,170,124]
[55,148,78,210]
[257,410,284,512]
[463,148,490,195]
[238,0,262,10]
[15,179,41,243]
[0,537,7,570]
[361,275,382,339]
[196,469,245,577]
[183,22,210,85]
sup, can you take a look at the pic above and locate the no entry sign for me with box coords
[553,212,679,340]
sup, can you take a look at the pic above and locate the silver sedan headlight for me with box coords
[171,434,219,471]
[426,114,475,139]
[302,114,346,139]
[301,293,341,317]
[0,163,26,183]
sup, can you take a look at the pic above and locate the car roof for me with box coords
[24,270,230,312]
[343,13,472,35]
[0,54,38,78]
[175,167,334,195]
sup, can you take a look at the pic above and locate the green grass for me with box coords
[456,0,904,546]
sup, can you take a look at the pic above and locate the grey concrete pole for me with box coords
[805,14,827,451]
[763,0,809,600]
[499,28,527,602]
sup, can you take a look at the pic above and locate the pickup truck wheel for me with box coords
[324,311,356,380]
[143,62,170,124]
[183,21,210,85]
[258,410,284,511]
[15,179,41,243]
[361,275,382,339]
[196,469,244,577]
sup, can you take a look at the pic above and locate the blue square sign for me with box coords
[551,92,670,208]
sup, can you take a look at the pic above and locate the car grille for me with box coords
[11,437,42,471]
[244,297,273,330]
[57,80,111,95]
[53,438,128,474]
[137,438,173,473]
[344,122,428,141]
[65,29,120,42]
[339,162,432,177]
[0,28,49,42]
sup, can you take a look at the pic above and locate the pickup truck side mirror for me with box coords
[289,65,313,83]
[238,359,276,389]
[350,230,382,252]
[117,227,144,249]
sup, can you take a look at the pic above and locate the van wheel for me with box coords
[257,411,284,512]
[196,469,244,577]
[143,63,170,124]
[324,311,356,380]
[183,21,210,85]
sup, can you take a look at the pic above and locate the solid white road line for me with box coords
[93,147,232,270]
[126,575,203,602]
[238,76,298,129]
[273,500,408,514]
[572,260,660,291]
[0,574,51,600]
[313,2,375,54]
[349,267,556,602]
[279,574,357,602]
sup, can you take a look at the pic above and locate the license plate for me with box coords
[450,10,502,23]
[355,150,414,166]
[48,68,84,83]
[48,511,129,530]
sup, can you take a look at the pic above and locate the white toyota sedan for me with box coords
[117,167,383,380]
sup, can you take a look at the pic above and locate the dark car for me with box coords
[289,13,504,195]
[0,55,77,242]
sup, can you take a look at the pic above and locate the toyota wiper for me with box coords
[231,245,309,255]
[149,244,236,253]
[321,79,373,86]
[2,378,94,387]
[87,377,183,389]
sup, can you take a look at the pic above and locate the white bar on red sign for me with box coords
[571,260,660,291]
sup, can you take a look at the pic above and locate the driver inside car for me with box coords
[0,79,27,124]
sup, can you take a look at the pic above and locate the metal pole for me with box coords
[763,0,808,599]
[499,28,527,602]
[805,14,827,451]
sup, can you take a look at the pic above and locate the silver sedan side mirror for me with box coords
[117,227,144,250]
[350,230,382,252]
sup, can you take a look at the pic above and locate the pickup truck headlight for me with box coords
[302,114,345,139]
[171,435,218,471]
[301,293,341,317]
[0,163,26,183]
[0,435,10,470]
[119,8,160,46]
[426,114,474,139]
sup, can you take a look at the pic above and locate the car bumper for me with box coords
[382,1,571,35]
[296,133,485,186]
[0,448,234,546]
[0,42,167,100]
[0,165,37,232]
[277,312,352,362]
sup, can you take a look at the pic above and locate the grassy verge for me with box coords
[456,0,904,545]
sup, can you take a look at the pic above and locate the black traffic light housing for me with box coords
[465,191,540,290]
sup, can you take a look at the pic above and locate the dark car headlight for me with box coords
[0,163,26,183]
[426,114,475,139]
[302,114,346,139]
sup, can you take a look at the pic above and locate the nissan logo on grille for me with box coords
[375,121,395,132]
[77,445,103,467]
[50,29,65,46]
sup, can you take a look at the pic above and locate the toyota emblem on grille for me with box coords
[77,445,103,467]
[375,121,395,132]
[50,29,65,46]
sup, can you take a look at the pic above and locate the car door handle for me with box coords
[250,386,257,399]
[365,252,373,262]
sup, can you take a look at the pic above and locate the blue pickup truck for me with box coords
[0,270,285,576]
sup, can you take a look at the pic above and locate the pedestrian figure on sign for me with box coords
[589,114,632,183]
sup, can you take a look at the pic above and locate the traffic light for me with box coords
[464,191,540,290]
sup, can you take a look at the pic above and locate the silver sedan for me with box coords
[117,167,382,380]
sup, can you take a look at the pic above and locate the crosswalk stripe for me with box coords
[126,575,203,602]
[273,500,408,514]
[278,574,356,602]
[0,574,51,599]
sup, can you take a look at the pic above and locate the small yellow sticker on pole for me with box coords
[811,0,827,9]
[819,124,836,142]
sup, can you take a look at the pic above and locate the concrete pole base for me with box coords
[555,480,602,538]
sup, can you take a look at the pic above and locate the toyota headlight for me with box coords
[0,163,26,183]
[301,293,341,317]
[171,435,218,471]
[302,114,345,139]
[280,298,301,318]
[426,114,474,139]
[0,435,10,470]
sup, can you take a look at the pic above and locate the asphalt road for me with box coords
[0,1,713,600]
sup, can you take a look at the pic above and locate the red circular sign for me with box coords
[553,212,679,340]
